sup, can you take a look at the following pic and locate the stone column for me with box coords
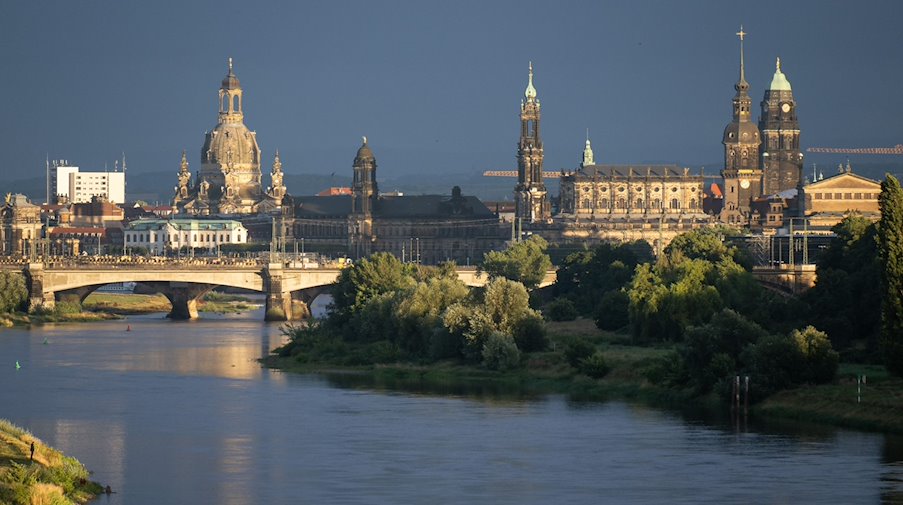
[264,263,292,321]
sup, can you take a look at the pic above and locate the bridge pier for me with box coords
[25,263,54,312]
[141,281,215,320]
[264,263,293,321]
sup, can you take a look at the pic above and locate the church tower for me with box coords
[759,57,802,195]
[199,58,262,214]
[720,27,762,224]
[351,137,377,257]
[515,62,550,223]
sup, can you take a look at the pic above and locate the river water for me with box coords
[1,309,902,504]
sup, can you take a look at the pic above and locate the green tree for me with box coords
[594,289,629,331]
[555,242,640,314]
[395,276,470,355]
[803,215,880,349]
[877,174,903,376]
[482,235,552,290]
[791,326,839,384]
[0,272,28,313]
[331,252,416,320]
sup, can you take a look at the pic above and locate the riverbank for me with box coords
[84,292,261,315]
[264,318,903,434]
[0,419,103,504]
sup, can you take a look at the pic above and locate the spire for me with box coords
[525,61,537,100]
[735,26,749,92]
[769,56,792,91]
[582,132,594,167]
[180,150,188,172]
[228,57,233,73]
[273,149,282,171]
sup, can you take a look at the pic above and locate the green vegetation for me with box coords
[878,174,903,376]
[0,419,102,504]
[83,293,171,314]
[481,235,552,290]
[0,272,28,314]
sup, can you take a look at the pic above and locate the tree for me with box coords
[331,252,416,320]
[0,272,28,313]
[555,242,640,314]
[877,174,903,376]
[482,235,552,290]
[791,326,839,384]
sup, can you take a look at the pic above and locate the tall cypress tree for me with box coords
[877,174,903,376]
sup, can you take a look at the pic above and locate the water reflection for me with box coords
[1,316,901,505]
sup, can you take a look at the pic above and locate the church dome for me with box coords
[202,122,259,167]
[723,121,760,144]
[769,57,792,91]
[355,137,374,162]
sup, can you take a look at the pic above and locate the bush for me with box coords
[741,334,807,400]
[563,337,595,368]
[791,325,840,384]
[579,351,611,378]
[594,289,629,330]
[53,301,82,316]
[513,313,548,352]
[481,332,521,371]
[545,298,578,321]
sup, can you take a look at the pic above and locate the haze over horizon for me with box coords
[2,0,902,187]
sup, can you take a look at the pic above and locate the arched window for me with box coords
[599,198,609,209]
[233,95,240,112]
[616,198,626,209]
[689,198,697,209]
[670,198,680,209]
[582,199,591,209]
[653,199,661,209]
[636,198,644,209]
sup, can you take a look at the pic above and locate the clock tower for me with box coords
[720,27,762,225]
[759,57,802,195]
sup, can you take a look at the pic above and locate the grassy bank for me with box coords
[263,318,688,405]
[0,419,103,504]
[265,318,903,434]
[755,364,903,433]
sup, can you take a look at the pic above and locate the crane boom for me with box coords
[806,144,903,155]
[483,170,561,178]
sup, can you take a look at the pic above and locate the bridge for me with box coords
[1,259,556,321]
[751,264,817,295]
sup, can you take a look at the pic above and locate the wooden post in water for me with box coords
[734,375,740,411]
[743,376,749,413]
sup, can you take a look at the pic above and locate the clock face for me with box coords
[740,179,751,189]
[781,103,791,113]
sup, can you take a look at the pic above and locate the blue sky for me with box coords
[1,0,901,181]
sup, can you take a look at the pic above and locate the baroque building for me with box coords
[515,63,551,223]
[173,59,287,216]
[291,138,505,264]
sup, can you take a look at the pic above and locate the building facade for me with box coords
[799,168,881,228]
[172,59,287,216]
[124,219,248,254]
[292,139,505,264]
[0,194,42,256]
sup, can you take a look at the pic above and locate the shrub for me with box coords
[545,298,578,321]
[741,333,807,400]
[791,325,840,384]
[563,337,595,368]
[53,301,82,316]
[579,351,611,378]
[594,289,629,330]
[513,313,548,352]
[481,332,521,371]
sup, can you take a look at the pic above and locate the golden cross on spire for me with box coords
[736,26,746,41]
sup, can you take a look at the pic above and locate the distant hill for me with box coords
[2,160,901,205]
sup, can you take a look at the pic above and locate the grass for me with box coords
[0,419,103,504]
[82,292,261,315]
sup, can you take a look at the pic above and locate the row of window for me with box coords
[125,233,243,243]
[812,192,877,201]
[576,185,694,194]
[577,198,698,210]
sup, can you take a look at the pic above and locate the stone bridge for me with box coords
[3,261,556,320]
[751,265,817,295]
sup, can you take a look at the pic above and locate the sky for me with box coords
[1,0,902,185]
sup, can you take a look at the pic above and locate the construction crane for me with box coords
[482,170,562,178]
[806,144,903,155]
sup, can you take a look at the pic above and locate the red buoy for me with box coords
[126,325,131,332]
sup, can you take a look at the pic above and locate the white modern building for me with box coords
[48,159,126,204]
[124,219,247,254]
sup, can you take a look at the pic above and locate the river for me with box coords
[1,308,902,504]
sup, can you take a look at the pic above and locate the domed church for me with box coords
[173,59,287,216]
